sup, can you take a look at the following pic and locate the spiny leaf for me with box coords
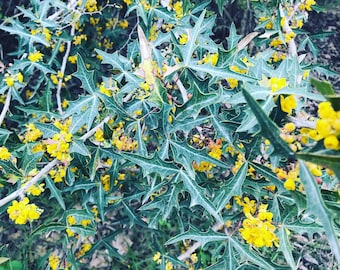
[215,162,248,212]
[175,82,221,121]
[165,225,228,247]
[169,139,229,169]
[73,54,96,94]
[229,238,276,270]
[278,226,296,269]
[187,63,256,82]
[182,10,207,66]
[119,152,179,179]
[0,160,23,177]
[181,172,222,222]
[45,177,65,210]
[241,88,294,157]
[299,161,340,262]
[32,222,66,236]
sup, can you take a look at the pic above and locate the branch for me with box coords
[0,115,111,207]
[0,159,59,207]
[56,23,76,115]
[0,90,11,126]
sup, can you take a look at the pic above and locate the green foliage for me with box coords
[0,0,339,269]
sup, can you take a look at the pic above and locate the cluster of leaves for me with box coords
[0,0,339,269]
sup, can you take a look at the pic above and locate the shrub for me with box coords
[0,0,339,269]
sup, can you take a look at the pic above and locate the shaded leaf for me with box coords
[165,225,228,247]
[45,176,65,210]
[299,161,340,262]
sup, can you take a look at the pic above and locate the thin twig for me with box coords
[56,23,76,115]
[79,115,111,141]
[0,90,11,126]
[174,73,188,103]
[0,159,59,207]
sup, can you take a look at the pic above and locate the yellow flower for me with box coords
[226,65,246,89]
[99,82,112,96]
[67,215,77,226]
[118,20,129,29]
[280,95,296,114]
[46,131,72,162]
[284,123,295,132]
[179,33,188,44]
[324,135,339,150]
[76,243,92,257]
[0,146,11,160]
[48,254,60,270]
[28,51,43,62]
[68,55,78,64]
[284,178,295,191]
[269,77,287,92]
[202,53,218,66]
[27,184,45,196]
[7,197,43,224]
[153,252,161,264]
[165,261,173,270]
[94,128,105,142]
[124,0,132,5]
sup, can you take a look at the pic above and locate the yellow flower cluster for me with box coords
[173,1,183,19]
[315,102,340,150]
[28,51,43,62]
[112,124,138,151]
[4,72,24,87]
[101,174,110,191]
[258,16,273,29]
[0,146,11,160]
[227,65,246,89]
[199,52,218,66]
[118,20,129,29]
[48,254,60,270]
[73,34,87,45]
[193,139,223,172]
[279,122,302,152]
[99,82,112,96]
[7,197,43,224]
[49,165,67,182]
[239,203,279,248]
[23,123,43,143]
[46,120,72,162]
[153,252,173,269]
[68,55,78,64]
[149,24,159,41]
[84,0,98,12]
[76,242,92,257]
[299,0,316,11]
[31,27,51,43]
[270,51,286,63]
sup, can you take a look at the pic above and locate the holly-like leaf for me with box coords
[45,176,65,210]
[32,222,66,236]
[277,226,296,269]
[299,161,340,262]
[119,152,179,179]
[229,238,276,270]
[215,162,248,212]
[165,225,228,247]
[175,82,222,121]
[227,22,242,50]
[181,172,222,222]
[73,54,96,94]
[62,95,99,132]
[0,160,23,177]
